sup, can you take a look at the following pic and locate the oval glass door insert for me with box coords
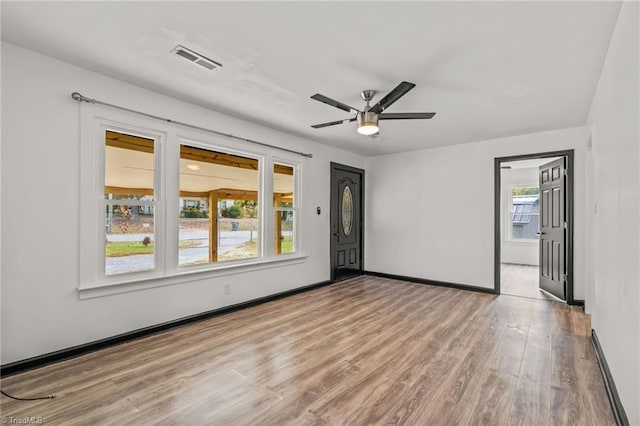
[342,185,354,236]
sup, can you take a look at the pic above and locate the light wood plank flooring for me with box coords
[501,262,556,301]
[1,276,614,425]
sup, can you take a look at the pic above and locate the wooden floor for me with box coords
[501,263,556,301]
[1,276,614,425]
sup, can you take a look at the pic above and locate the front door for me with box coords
[330,163,364,281]
[539,157,566,300]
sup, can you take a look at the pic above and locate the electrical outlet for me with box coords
[224,284,231,295]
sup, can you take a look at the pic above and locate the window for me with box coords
[341,185,353,236]
[273,163,296,254]
[104,130,158,275]
[178,144,260,266]
[510,186,540,240]
[80,108,304,294]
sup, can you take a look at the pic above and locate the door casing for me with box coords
[330,162,365,282]
[494,150,576,304]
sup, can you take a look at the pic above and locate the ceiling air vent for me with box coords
[172,45,222,71]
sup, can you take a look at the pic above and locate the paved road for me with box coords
[106,231,257,275]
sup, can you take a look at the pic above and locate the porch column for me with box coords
[208,191,218,262]
[274,195,282,254]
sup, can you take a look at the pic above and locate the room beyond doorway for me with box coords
[494,150,576,304]
[501,263,555,301]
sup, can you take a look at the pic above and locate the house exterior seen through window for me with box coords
[104,131,157,276]
[178,144,260,266]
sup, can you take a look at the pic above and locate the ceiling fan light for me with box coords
[357,124,379,135]
[357,111,379,135]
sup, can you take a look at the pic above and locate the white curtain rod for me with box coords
[71,92,313,158]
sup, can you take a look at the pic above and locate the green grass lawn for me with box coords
[246,237,293,254]
[280,237,294,253]
[107,237,293,258]
[106,240,202,257]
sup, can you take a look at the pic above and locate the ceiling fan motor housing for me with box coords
[357,111,380,135]
[358,111,379,127]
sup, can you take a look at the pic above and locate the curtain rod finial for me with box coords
[71,92,96,103]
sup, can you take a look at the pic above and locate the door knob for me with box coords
[333,232,339,236]
[536,232,546,236]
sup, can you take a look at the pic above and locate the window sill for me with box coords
[77,254,308,299]
[504,238,538,244]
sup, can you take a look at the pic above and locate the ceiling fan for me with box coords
[310,81,435,136]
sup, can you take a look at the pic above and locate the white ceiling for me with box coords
[1,1,621,156]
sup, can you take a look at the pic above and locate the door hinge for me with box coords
[563,273,568,282]
[564,222,568,229]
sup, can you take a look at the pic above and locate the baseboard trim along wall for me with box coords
[591,329,630,426]
[364,271,496,295]
[1,280,332,377]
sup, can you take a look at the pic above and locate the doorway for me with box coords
[330,162,364,282]
[494,150,575,304]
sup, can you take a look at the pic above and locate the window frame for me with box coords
[78,105,306,297]
[176,136,266,268]
[272,159,300,256]
[102,131,161,278]
[80,109,167,287]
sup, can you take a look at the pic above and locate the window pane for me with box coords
[274,211,294,254]
[274,163,294,207]
[104,131,155,275]
[179,145,259,265]
[105,204,154,275]
[342,185,353,236]
[511,187,539,239]
[274,163,295,254]
[105,130,154,199]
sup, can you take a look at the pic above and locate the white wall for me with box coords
[586,2,640,423]
[365,126,587,296]
[0,43,364,364]
[500,167,539,266]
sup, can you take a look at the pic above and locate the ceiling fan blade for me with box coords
[310,94,359,114]
[310,117,356,129]
[379,112,436,120]
[368,81,416,114]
